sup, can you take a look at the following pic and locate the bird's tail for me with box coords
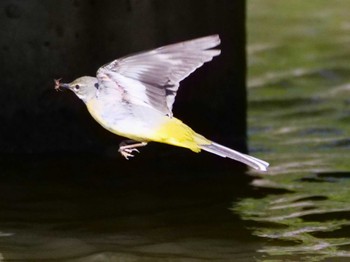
[199,142,269,172]
[154,118,269,171]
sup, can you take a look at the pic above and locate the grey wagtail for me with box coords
[55,35,269,171]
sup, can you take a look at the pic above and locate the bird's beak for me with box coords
[54,78,70,91]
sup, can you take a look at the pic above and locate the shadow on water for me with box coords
[0,152,262,261]
[235,1,350,261]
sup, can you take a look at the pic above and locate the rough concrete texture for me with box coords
[0,0,246,155]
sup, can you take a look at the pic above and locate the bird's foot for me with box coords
[119,147,139,160]
[118,141,147,160]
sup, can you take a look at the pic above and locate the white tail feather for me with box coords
[200,142,269,171]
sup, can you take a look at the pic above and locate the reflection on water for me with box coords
[0,155,259,261]
[236,0,350,261]
[236,173,350,260]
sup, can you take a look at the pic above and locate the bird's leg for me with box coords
[118,140,148,160]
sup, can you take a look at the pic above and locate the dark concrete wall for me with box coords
[0,0,246,155]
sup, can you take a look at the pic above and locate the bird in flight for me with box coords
[55,35,269,171]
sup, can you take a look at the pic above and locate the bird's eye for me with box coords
[75,84,80,90]
[94,83,99,89]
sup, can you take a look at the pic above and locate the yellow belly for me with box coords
[86,99,211,152]
[86,99,147,141]
[152,117,211,152]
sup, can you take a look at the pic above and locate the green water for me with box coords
[236,0,350,261]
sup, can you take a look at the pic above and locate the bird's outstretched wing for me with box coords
[96,35,221,116]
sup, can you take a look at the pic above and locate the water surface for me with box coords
[240,1,350,261]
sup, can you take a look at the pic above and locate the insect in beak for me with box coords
[54,78,70,91]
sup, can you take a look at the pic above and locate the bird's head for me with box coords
[55,76,99,103]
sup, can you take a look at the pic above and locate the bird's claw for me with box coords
[119,147,140,160]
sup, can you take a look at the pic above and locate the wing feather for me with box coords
[97,35,221,116]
